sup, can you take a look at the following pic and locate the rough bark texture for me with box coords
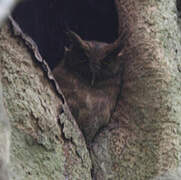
[0,0,181,180]
[0,22,92,179]
[91,0,181,179]
[0,75,10,180]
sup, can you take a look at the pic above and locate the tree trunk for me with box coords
[0,22,92,179]
[0,0,181,180]
[91,0,181,179]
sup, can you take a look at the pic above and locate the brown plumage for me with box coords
[64,0,131,86]
[53,0,132,142]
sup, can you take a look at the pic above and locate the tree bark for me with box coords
[0,22,92,179]
[0,0,181,180]
[91,0,181,179]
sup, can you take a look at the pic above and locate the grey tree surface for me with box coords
[0,1,17,179]
[0,78,10,180]
[91,0,181,179]
[0,2,92,178]
[0,0,181,180]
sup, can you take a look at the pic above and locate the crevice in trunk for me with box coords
[11,0,134,144]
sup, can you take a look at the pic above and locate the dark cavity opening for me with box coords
[12,0,118,69]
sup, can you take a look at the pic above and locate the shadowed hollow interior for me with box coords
[12,0,118,69]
